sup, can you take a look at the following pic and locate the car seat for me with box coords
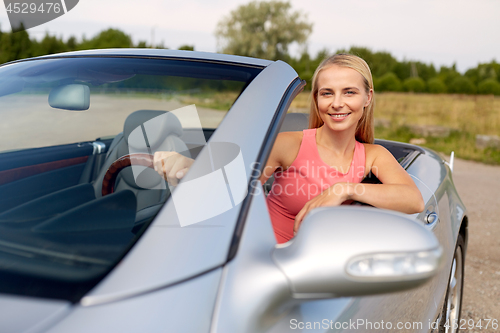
[92,110,191,222]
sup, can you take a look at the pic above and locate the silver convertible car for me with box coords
[0,50,468,333]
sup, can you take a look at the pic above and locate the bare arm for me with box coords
[154,131,299,187]
[348,145,424,213]
[259,132,301,185]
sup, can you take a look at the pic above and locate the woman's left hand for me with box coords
[293,182,354,234]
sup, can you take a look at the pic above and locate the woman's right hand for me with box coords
[153,151,194,186]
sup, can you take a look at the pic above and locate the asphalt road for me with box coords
[0,95,225,152]
[451,158,500,332]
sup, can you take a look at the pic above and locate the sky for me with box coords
[1,0,499,73]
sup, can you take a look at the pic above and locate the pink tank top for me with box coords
[266,128,366,243]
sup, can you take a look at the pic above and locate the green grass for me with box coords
[375,125,500,165]
[177,91,239,111]
[89,91,239,111]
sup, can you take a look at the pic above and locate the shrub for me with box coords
[178,45,195,51]
[427,78,447,93]
[403,77,426,92]
[449,76,476,94]
[477,79,500,95]
[376,72,402,92]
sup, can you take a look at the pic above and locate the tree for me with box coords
[410,62,437,82]
[465,62,499,85]
[477,79,500,95]
[376,72,403,92]
[66,36,77,51]
[78,28,132,50]
[392,61,412,81]
[288,48,328,89]
[449,77,476,94]
[427,78,447,94]
[215,0,312,60]
[0,24,33,64]
[403,77,426,93]
[31,33,67,57]
[370,51,398,78]
[178,45,194,51]
[438,65,461,87]
[136,41,148,48]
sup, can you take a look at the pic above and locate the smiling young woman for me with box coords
[261,54,425,244]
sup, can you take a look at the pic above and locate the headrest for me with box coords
[279,113,309,132]
[124,110,183,150]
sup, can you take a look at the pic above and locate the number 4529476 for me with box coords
[6,3,62,14]
[445,319,498,330]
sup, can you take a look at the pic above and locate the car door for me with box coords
[212,155,444,333]
[261,143,453,333]
[0,140,113,214]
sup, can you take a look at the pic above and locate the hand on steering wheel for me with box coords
[153,151,194,187]
[102,152,194,196]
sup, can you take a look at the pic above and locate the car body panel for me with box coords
[46,268,222,333]
[0,296,70,333]
[210,185,292,333]
[14,49,273,68]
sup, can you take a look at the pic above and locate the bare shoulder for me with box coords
[362,143,399,175]
[273,131,303,168]
[363,143,394,160]
[362,143,412,183]
[275,131,303,147]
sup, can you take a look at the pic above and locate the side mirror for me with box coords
[272,206,442,299]
[49,84,90,111]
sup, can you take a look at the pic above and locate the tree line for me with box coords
[289,46,500,95]
[214,1,500,95]
[0,25,194,64]
[1,21,499,95]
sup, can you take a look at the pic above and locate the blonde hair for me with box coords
[308,53,375,144]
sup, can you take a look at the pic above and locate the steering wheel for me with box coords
[102,153,155,196]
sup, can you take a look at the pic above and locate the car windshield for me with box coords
[0,56,262,301]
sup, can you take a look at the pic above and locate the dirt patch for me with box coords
[451,158,500,332]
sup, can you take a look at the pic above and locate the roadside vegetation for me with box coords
[177,92,240,111]
[291,92,500,165]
